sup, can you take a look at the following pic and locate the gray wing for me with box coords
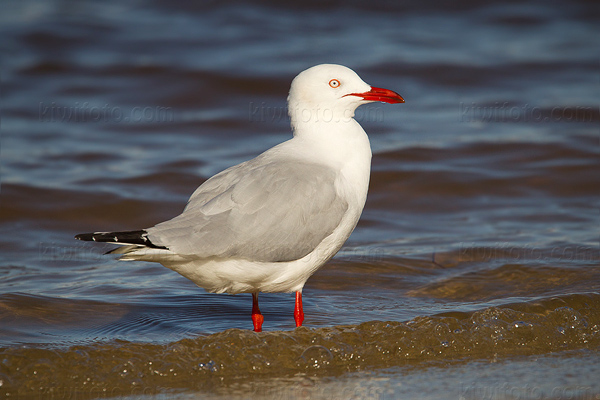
[147,155,348,262]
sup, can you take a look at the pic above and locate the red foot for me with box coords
[252,292,264,332]
[294,291,304,327]
[252,313,264,332]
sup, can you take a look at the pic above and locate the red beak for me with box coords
[347,86,405,104]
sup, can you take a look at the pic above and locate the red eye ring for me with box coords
[329,79,340,88]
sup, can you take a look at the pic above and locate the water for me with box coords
[1,0,599,398]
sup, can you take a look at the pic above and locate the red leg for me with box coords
[294,291,304,327]
[251,292,264,332]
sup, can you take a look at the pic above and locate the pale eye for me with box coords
[329,79,341,88]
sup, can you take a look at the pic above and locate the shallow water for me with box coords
[1,0,599,398]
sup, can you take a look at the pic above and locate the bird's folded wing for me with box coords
[147,157,348,262]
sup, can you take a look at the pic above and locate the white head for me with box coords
[287,64,403,132]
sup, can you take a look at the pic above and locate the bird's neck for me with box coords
[288,101,356,133]
[290,118,372,180]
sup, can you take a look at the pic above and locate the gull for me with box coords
[75,64,404,332]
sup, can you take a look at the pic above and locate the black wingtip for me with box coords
[74,230,167,249]
[75,233,94,241]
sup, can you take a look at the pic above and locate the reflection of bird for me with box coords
[75,64,404,332]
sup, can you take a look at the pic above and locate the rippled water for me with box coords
[1,0,599,398]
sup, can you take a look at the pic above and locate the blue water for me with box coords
[1,0,599,398]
